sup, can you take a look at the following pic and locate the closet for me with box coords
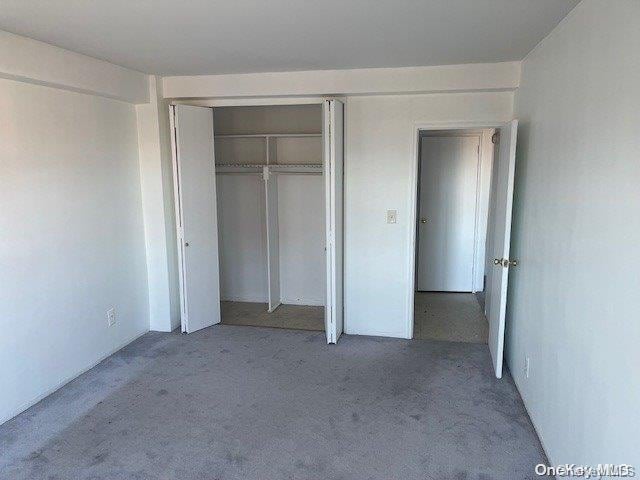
[214,105,324,324]
[170,100,344,344]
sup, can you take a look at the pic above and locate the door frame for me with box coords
[169,96,346,335]
[406,121,505,340]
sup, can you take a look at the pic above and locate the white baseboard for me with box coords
[0,329,148,426]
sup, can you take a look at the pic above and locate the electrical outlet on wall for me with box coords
[525,356,530,379]
[107,307,116,327]
[386,209,398,224]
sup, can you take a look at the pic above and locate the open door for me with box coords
[486,120,518,378]
[323,99,344,344]
[170,104,221,333]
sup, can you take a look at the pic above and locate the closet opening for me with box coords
[213,105,325,332]
[170,99,345,344]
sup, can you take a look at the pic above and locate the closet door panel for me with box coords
[324,99,344,344]
[216,175,268,303]
[172,105,220,333]
[277,175,326,306]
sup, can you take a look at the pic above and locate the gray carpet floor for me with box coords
[222,301,324,331]
[0,326,547,480]
[414,292,489,343]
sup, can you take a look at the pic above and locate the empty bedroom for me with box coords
[1,1,638,479]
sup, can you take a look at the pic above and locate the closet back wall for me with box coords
[217,175,268,302]
[278,175,325,305]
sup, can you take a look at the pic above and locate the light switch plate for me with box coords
[107,307,116,327]
[386,210,398,224]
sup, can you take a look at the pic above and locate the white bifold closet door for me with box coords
[485,119,518,378]
[324,100,344,344]
[171,105,221,333]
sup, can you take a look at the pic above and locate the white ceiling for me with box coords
[0,0,580,76]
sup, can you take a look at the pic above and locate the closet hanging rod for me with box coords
[216,171,321,176]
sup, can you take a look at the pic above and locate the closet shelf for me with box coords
[216,164,323,175]
[216,163,322,168]
[215,133,321,138]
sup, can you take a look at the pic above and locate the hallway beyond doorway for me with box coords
[414,292,488,343]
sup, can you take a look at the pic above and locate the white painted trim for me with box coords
[0,330,148,426]
[406,121,507,340]
[172,97,326,107]
[163,62,520,99]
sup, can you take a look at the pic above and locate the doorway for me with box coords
[414,129,495,344]
[410,121,519,378]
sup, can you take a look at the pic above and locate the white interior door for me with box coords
[171,104,221,333]
[417,135,479,292]
[486,120,518,378]
[324,99,344,344]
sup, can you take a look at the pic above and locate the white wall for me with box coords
[217,175,269,302]
[508,0,640,466]
[0,78,149,424]
[163,63,518,337]
[136,76,180,331]
[278,175,326,306]
[345,92,513,337]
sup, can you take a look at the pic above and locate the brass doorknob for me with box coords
[494,258,501,265]
[420,218,427,224]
